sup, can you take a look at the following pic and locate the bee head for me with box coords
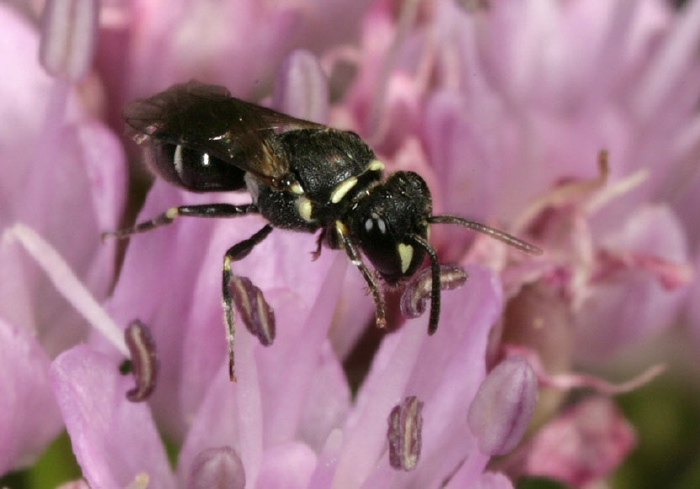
[348,171,433,285]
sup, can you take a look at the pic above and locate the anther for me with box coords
[188,447,246,489]
[39,0,98,81]
[124,319,159,402]
[387,396,424,471]
[229,276,276,346]
[401,265,468,319]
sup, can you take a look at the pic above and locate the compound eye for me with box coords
[146,143,246,192]
[357,214,407,284]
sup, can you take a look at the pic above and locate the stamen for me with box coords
[229,275,276,346]
[517,150,610,227]
[39,0,99,81]
[124,320,159,402]
[273,49,329,122]
[366,0,421,142]
[585,168,649,215]
[188,447,246,489]
[4,224,128,355]
[387,396,424,471]
[467,356,538,456]
[401,265,468,319]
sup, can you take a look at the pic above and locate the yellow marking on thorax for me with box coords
[330,177,359,204]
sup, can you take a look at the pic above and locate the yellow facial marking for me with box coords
[330,177,359,204]
[398,243,414,274]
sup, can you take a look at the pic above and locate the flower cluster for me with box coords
[2,0,700,487]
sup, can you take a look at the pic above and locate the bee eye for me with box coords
[146,143,246,192]
[356,214,407,285]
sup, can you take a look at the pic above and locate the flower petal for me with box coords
[0,3,124,356]
[334,264,503,486]
[50,345,175,488]
[0,318,62,474]
[524,397,636,486]
[255,442,317,489]
[575,205,689,363]
[446,470,515,489]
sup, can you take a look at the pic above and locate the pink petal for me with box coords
[256,254,348,446]
[298,343,351,453]
[575,205,689,363]
[524,397,636,486]
[446,470,515,489]
[50,345,175,488]
[0,3,125,355]
[108,175,348,440]
[255,442,317,489]
[334,264,503,486]
[689,250,700,346]
[0,318,62,473]
[177,337,263,487]
[177,254,348,484]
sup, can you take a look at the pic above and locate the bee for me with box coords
[110,81,541,380]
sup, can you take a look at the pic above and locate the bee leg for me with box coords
[334,221,387,329]
[103,203,259,239]
[410,235,442,335]
[311,228,327,261]
[222,224,274,381]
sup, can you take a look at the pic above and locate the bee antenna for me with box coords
[428,215,543,255]
[410,235,441,335]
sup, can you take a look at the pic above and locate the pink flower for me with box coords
[519,397,636,486]
[52,264,517,487]
[339,0,698,363]
[0,2,124,473]
[4,0,700,487]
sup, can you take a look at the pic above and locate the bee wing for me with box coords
[123,81,327,188]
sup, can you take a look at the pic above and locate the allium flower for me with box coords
[4,0,700,487]
[53,264,515,487]
[0,1,124,474]
[335,0,698,365]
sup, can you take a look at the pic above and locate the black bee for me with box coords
[110,81,541,380]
